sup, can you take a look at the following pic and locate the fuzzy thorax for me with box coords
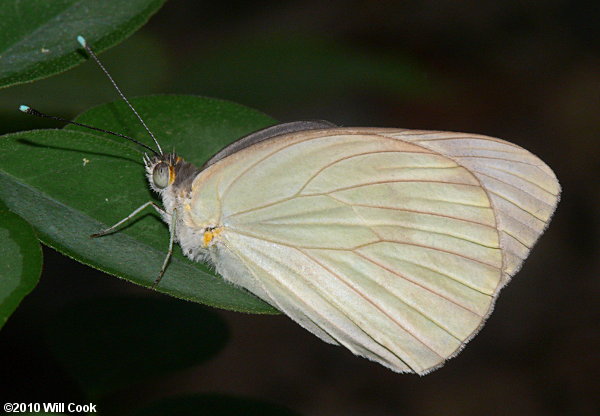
[143,152,220,263]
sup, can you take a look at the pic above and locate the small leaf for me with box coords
[45,296,229,399]
[0,0,166,89]
[0,203,42,329]
[133,394,302,416]
[0,95,278,313]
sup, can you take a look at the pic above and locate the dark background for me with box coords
[1,1,598,415]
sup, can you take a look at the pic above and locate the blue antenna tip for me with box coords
[77,35,86,47]
[19,105,30,113]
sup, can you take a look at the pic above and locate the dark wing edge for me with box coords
[201,120,338,169]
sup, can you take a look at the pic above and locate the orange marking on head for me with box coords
[168,165,176,184]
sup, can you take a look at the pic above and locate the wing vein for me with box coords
[500,226,533,249]
[228,230,498,302]
[354,239,501,269]
[487,189,548,222]
[474,170,554,201]
[219,133,332,202]
[226,245,350,345]
[412,136,522,149]
[305,179,481,196]
[472,166,558,196]
[231,240,417,371]
[374,134,505,287]
[330,194,489,209]
[299,248,446,359]
[325,195,496,228]
[446,147,525,155]
[295,149,433,195]
[455,155,545,169]
[369,224,500,249]
[226,189,492,221]
[352,251,483,317]
[359,253,494,295]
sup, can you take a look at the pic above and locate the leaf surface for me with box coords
[0,0,166,88]
[0,95,278,313]
[0,203,42,329]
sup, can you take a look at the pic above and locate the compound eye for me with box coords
[152,162,170,189]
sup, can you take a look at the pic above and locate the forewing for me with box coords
[196,128,559,374]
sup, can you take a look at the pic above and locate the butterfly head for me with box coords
[144,152,181,193]
[144,152,200,195]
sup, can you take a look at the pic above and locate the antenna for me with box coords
[76,35,163,155]
[19,105,160,155]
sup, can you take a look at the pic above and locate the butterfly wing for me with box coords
[190,128,560,374]
[386,129,561,282]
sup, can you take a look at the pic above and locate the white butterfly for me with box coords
[138,121,560,375]
[25,37,560,375]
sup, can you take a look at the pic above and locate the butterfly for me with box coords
[22,37,560,375]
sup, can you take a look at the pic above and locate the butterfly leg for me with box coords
[90,201,164,238]
[153,208,177,288]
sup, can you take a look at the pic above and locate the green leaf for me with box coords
[133,394,302,416]
[45,297,229,399]
[0,95,278,313]
[0,203,43,329]
[0,0,166,89]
